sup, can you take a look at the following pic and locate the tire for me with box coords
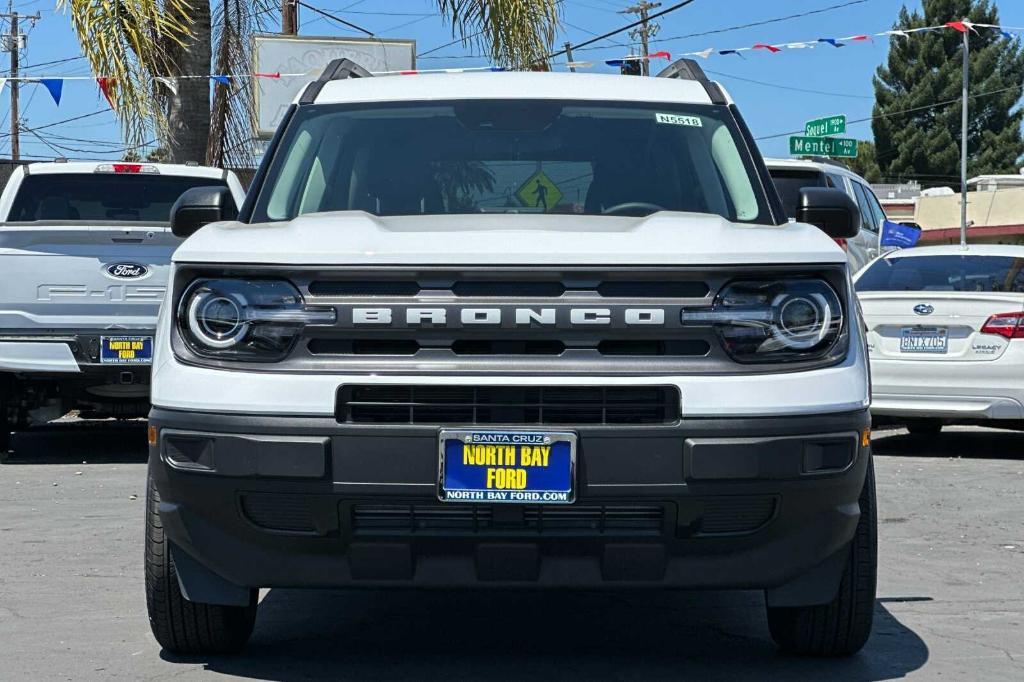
[145,475,257,654]
[905,420,942,437]
[0,421,11,463]
[767,458,877,657]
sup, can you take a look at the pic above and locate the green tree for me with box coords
[872,0,1024,188]
[846,141,882,182]
[59,1,561,168]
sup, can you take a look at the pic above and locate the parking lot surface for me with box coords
[1,422,1021,681]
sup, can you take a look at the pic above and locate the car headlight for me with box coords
[681,279,846,363]
[178,279,335,361]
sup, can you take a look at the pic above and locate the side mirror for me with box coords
[796,187,860,240]
[170,187,238,238]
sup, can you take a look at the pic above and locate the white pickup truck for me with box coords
[0,161,246,455]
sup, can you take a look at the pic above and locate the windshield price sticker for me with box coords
[439,431,575,504]
[656,113,703,127]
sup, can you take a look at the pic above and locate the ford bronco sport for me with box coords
[145,59,875,656]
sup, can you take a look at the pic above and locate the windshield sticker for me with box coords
[656,113,703,127]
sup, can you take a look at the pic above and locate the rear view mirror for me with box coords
[170,187,238,238]
[796,187,860,240]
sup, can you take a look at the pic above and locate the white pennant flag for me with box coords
[691,48,714,59]
[0,78,6,92]
[156,77,178,97]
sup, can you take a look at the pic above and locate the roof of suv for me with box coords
[312,71,722,106]
[762,157,865,181]
[23,161,230,179]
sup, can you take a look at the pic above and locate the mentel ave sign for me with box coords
[789,136,858,158]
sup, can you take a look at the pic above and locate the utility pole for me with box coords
[621,2,660,76]
[0,9,38,162]
[282,0,299,35]
[959,19,969,248]
[564,42,576,72]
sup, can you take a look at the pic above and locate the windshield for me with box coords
[6,174,230,224]
[856,255,1024,293]
[252,99,771,223]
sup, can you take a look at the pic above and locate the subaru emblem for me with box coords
[106,263,149,279]
[913,304,934,316]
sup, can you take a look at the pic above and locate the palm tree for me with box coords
[57,1,561,168]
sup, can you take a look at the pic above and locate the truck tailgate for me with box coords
[0,224,178,332]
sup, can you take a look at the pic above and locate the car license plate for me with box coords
[100,336,153,365]
[899,328,948,354]
[439,430,576,504]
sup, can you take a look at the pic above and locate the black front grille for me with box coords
[696,496,777,535]
[337,385,681,425]
[240,493,316,533]
[351,504,665,537]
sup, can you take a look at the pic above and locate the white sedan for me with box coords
[855,244,1024,435]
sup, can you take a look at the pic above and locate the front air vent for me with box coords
[351,504,665,537]
[337,385,681,425]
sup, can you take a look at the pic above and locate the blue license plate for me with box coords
[100,336,153,365]
[439,430,576,504]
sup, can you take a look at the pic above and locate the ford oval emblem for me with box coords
[914,304,934,316]
[106,263,149,279]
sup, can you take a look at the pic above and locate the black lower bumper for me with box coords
[148,407,870,606]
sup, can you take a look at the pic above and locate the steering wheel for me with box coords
[600,202,665,217]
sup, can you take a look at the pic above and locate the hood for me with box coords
[173,211,845,266]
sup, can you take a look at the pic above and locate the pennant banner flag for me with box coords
[155,77,178,97]
[211,75,231,87]
[38,79,63,106]
[96,77,115,108]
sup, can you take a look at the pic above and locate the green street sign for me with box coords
[804,115,846,137]
[789,136,858,158]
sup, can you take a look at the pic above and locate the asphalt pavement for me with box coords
[0,422,1021,681]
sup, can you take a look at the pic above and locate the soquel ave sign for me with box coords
[804,114,846,137]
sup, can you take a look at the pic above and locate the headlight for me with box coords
[178,279,335,361]
[681,279,845,363]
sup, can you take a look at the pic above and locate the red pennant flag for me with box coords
[946,21,968,33]
[255,72,281,79]
[96,77,115,107]
[753,43,781,53]
[648,50,671,60]
[848,35,870,41]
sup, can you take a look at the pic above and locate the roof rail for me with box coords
[807,155,851,170]
[655,58,727,105]
[299,58,373,105]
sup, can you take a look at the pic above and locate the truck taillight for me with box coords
[981,312,1024,339]
[95,163,160,175]
[833,238,848,250]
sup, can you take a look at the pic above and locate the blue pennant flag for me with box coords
[818,38,845,47]
[880,219,922,248]
[211,75,231,87]
[38,78,63,105]
[718,49,745,58]
[605,59,625,67]
[1002,31,1016,40]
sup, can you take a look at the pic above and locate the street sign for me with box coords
[516,170,563,211]
[789,136,858,158]
[804,115,846,137]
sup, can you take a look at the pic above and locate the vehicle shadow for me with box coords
[170,588,928,681]
[1,420,148,465]
[873,426,1024,460]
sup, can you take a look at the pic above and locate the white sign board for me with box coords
[253,34,416,137]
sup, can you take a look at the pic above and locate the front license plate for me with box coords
[100,336,153,365]
[439,430,576,504]
[900,327,948,354]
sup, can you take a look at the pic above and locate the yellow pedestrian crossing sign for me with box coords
[516,171,563,212]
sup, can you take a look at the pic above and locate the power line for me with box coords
[296,1,374,36]
[706,69,872,99]
[755,83,1024,140]
[546,0,699,60]
[0,108,111,138]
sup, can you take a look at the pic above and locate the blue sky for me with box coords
[4,0,1024,161]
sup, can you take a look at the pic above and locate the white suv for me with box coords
[766,158,888,273]
[144,59,875,657]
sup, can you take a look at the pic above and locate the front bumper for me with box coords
[149,407,871,604]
